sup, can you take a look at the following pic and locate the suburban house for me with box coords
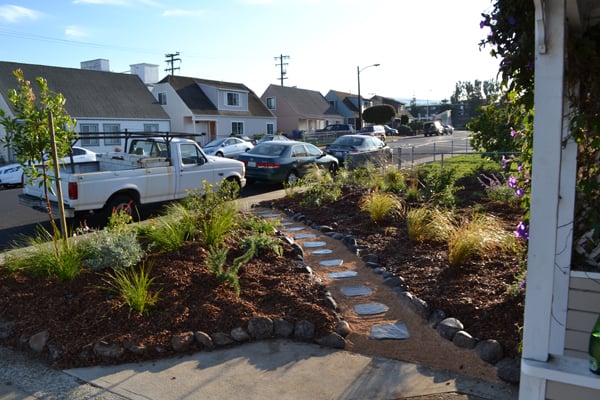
[519,0,600,399]
[323,90,363,129]
[153,75,276,145]
[260,84,343,137]
[0,61,171,162]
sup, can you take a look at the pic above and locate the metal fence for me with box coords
[392,137,476,169]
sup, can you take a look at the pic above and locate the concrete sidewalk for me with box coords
[1,340,517,400]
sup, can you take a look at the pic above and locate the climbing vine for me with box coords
[480,0,600,268]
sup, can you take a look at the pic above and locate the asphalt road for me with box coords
[0,131,472,252]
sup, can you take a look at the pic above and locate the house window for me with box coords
[144,124,159,132]
[158,92,167,105]
[79,124,99,146]
[226,92,240,107]
[231,122,244,135]
[103,124,121,146]
[266,97,276,109]
[267,123,274,135]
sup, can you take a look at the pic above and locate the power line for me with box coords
[274,54,289,86]
[165,52,181,75]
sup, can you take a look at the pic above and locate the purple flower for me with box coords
[515,187,525,198]
[510,129,517,137]
[501,155,508,169]
[508,175,517,188]
[514,222,529,240]
[517,163,523,173]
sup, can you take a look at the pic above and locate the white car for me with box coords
[40,146,97,164]
[63,146,97,163]
[202,137,254,158]
[0,163,24,188]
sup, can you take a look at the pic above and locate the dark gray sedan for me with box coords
[237,141,338,185]
[325,134,392,168]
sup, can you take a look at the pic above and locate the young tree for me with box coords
[0,69,77,241]
[362,104,396,125]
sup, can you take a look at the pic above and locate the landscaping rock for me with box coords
[273,318,294,337]
[293,320,315,341]
[248,316,273,339]
[171,331,195,352]
[316,333,346,349]
[230,327,250,342]
[93,342,124,359]
[475,339,504,364]
[436,318,464,340]
[29,330,49,353]
[496,357,521,383]
[194,331,215,350]
[211,332,234,346]
[453,330,478,349]
[335,320,351,337]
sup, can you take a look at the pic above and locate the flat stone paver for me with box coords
[311,249,333,255]
[340,285,373,297]
[302,241,327,248]
[370,322,410,340]
[319,259,344,267]
[282,227,304,232]
[294,233,317,239]
[327,271,358,279]
[354,303,390,315]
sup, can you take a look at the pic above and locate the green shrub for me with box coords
[359,190,406,223]
[80,228,144,271]
[406,206,455,243]
[300,164,342,207]
[103,262,160,315]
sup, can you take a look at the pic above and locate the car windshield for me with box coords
[333,136,363,147]
[249,143,287,156]
[204,139,225,147]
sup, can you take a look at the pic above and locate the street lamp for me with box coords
[357,63,380,130]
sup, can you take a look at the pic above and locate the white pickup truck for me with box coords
[18,134,246,219]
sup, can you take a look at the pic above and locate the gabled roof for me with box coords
[328,90,359,112]
[264,84,339,118]
[158,75,274,118]
[370,95,405,107]
[0,61,169,119]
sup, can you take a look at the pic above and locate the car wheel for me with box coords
[215,151,224,157]
[285,170,299,186]
[328,163,338,175]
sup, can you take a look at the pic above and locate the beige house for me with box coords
[260,84,343,137]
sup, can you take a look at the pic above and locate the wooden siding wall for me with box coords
[546,272,600,399]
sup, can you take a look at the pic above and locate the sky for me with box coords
[0,0,499,104]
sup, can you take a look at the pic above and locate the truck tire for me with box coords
[105,194,139,221]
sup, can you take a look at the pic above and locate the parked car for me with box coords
[64,146,97,163]
[423,121,445,137]
[256,134,292,144]
[443,124,454,135]
[202,137,254,158]
[0,163,24,188]
[237,141,338,185]
[325,134,392,169]
[383,125,399,136]
[317,123,355,133]
[397,125,415,136]
[358,125,386,141]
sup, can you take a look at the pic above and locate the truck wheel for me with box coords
[105,194,139,221]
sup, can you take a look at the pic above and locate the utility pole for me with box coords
[165,52,181,75]
[274,54,289,86]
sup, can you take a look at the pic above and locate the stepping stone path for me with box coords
[256,208,409,341]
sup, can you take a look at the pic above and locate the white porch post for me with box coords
[520,0,567,398]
